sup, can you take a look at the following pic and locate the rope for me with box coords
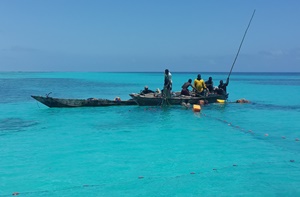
[160,91,172,107]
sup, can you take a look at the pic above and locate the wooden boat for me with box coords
[32,91,228,108]
[129,92,228,106]
[31,95,137,108]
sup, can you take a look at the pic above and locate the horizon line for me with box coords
[1,71,300,73]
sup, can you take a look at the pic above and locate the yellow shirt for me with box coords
[194,79,206,92]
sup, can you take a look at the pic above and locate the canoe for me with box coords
[31,95,137,108]
[32,92,228,108]
[129,92,228,106]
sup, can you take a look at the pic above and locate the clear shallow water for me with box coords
[0,72,300,196]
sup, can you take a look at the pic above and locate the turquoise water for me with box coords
[1,72,300,196]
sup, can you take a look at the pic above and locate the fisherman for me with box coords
[194,74,207,96]
[181,79,195,96]
[163,69,172,97]
[141,86,155,95]
[216,77,229,95]
[205,77,214,93]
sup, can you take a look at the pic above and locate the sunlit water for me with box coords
[0,72,300,196]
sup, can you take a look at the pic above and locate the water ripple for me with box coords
[0,118,38,135]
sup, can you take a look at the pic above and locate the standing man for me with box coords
[194,74,207,96]
[163,69,172,98]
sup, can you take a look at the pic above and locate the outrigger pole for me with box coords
[227,9,256,79]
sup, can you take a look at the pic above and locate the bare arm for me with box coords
[225,77,229,86]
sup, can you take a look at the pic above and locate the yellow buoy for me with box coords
[217,99,225,103]
[193,104,201,112]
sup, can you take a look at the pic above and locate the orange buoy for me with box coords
[199,100,205,106]
[193,104,201,112]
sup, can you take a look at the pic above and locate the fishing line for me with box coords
[5,160,298,197]
[197,111,300,142]
[228,9,256,78]
[160,97,171,107]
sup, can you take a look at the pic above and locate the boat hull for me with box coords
[31,95,137,108]
[129,93,228,106]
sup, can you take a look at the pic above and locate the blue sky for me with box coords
[0,0,299,72]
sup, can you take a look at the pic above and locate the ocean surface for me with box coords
[0,72,300,196]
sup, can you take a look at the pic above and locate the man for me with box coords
[181,79,195,96]
[141,86,155,95]
[163,69,172,97]
[217,77,229,95]
[205,77,214,93]
[194,74,207,96]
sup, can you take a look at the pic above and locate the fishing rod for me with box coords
[228,9,256,79]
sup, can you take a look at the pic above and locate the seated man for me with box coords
[181,79,195,96]
[141,86,155,95]
[205,77,214,93]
